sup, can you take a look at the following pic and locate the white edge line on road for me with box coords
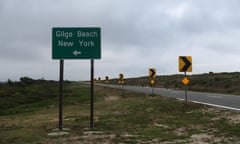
[176,98,240,111]
[176,98,184,101]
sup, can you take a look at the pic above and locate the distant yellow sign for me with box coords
[105,76,109,83]
[150,79,155,85]
[118,80,124,84]
[179,56,192,72]
[119,73,124,84]
[149,68,156,79]
[182,77,190,85]
[119,74,124,80]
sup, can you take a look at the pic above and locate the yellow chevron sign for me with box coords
[105,76,109,80]
[119,73,124,80]
[119,73,124,84]
[149,68,156,79]
[179,56,192,72]
[105,76,109,83]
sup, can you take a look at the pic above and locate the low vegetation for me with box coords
[0,77,58,115]
[107,72,240,95]
[0,78,240,143]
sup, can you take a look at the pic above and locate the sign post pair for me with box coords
[179,56,192,104]
[119,74,124,85]
[52,27,101,130]
[149,68,156,95]
[105,76,110,83]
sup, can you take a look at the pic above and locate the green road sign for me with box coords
[52,27,101,59]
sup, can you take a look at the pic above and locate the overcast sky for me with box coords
[1,0,240,81]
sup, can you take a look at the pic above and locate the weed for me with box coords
[1,82,240,143]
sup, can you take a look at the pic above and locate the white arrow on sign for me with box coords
[73,50,81,56]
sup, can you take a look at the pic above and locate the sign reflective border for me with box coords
[52,27,101,59]
[179,56,192,72]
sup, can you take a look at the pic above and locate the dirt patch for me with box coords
[83,131,104,135]
[201,107,221,113]
[173,127,187,136]
[121,133,139,138]
[47,131,69,136]
[154,123,169,129]
[227,114,240,124]
[49,117,58,122]
[224,113,240,124]
[191,133,213,144]
[190,133,225,144]
[44,131,117,144]
[104,96,121,101]
[206,108,240,124]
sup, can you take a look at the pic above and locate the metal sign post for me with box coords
[119,73,124,89]
[59,59,64,130]
[149,68,156,96]
[90,59,94,128]
[179,56,192,105]
[184,72,187,104]
[150,79,155,95]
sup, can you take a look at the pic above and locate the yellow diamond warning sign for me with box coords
[182,77,190,85]
[150,79,155,85]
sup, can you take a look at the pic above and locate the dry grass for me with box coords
[1,83,240,144]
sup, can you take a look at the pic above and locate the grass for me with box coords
[0,77,59,115]
[0,80,240,143]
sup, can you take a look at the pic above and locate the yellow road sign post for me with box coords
[94,78,97,83]
[184,72,189,104]
[149,68,157,96]
[105,76,109,83]
[98,77,101,83]
[150,79,155,95]
[179,56,192,104]
[119,73,124,86]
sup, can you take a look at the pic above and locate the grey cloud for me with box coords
[1,0,240,81]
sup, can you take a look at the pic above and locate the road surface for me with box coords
[97,84,240,111]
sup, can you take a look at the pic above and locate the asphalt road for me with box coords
[97,84,240,111]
